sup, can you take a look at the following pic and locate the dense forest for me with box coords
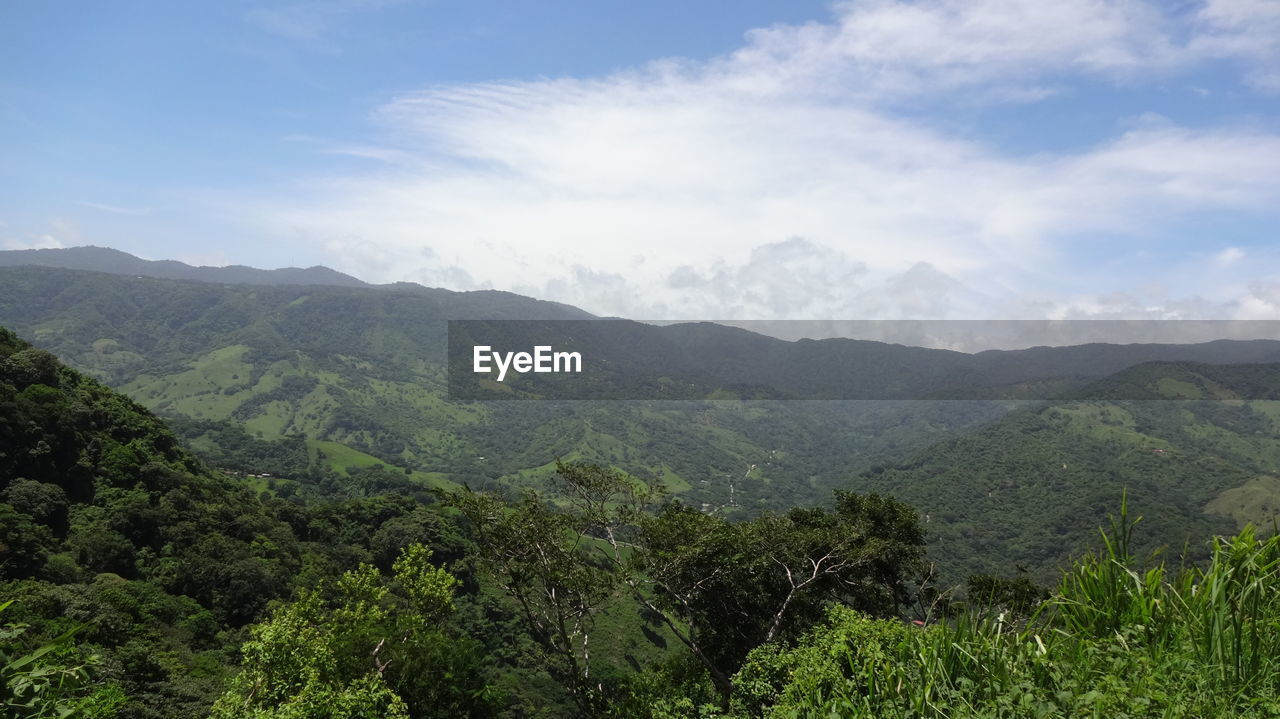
[0,325,946,717]
[7,320,1280,717]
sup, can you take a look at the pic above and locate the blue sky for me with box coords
[3,0,1279,320]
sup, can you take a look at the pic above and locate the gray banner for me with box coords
[447,319,1280,400]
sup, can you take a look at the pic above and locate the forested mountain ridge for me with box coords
[0,246,370,288]
[0,325,309,714]
[850,361,1280,583]
[6,261,1280,560]
[0,324,933,717]
[0,265,1011,512]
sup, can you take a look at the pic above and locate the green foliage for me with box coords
[728,508,1280,718]
[1,600,126,719]
[0,327,509,716]
[449,479,622,714]
[452,461,926,709]
[10,308,1280,718]
[211,543,494,719]
[965,573,1047,616]
[636,490,925,678]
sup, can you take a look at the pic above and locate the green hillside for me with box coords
[9,264,1280,524]
[0,325,691,717]
[0,265,1011,512]
[8,265,1280,587]
[850,364,1280,584]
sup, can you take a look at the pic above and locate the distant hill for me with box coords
[0,245,370,287]
[6,260,1280,581]
[849,361,1280,584]
[1080,360,1280,400]
[0,265,1008,513]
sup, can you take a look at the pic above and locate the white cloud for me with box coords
[2,218,79,251]
[2,235,64,251]
[1216,247,1246,266]
[720,0,1184,101]
[234,0,1280,320]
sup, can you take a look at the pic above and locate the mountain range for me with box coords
[3,246,1280,582]
[0,245,370,287]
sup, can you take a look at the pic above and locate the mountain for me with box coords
[9,250,1280,715]
[0,265,1010,513]
[0,325,307,714]
[7,311,1280,717]
[6,256,1280,579]
[848,361,1280,584]
[1080,360,1280,400]
[4,261,1280,516]
[0,245,370,287]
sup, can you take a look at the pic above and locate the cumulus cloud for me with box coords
[237,0,1280,320]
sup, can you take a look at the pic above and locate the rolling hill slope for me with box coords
[0,265,1010,511]
[850,362,1280,584]
[5,255,1280,567]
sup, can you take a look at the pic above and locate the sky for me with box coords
[2,0,1279,321]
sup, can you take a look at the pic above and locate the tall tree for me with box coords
[448,485,620,715]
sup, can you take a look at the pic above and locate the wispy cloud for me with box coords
[1215,247,1246,267]
[79,201,153,216]
[235,0,1280,319]
[1192,0,1280,92]
[245,0,408,40]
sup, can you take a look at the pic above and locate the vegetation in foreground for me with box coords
[722,504,1280,718]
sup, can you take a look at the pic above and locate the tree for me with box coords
[448,484,619,715]
[630,489,925,702]
[0,505,53,578]
[210,543,496,719]
[451,462,927,709]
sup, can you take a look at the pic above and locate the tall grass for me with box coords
[734,499,1280,718]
